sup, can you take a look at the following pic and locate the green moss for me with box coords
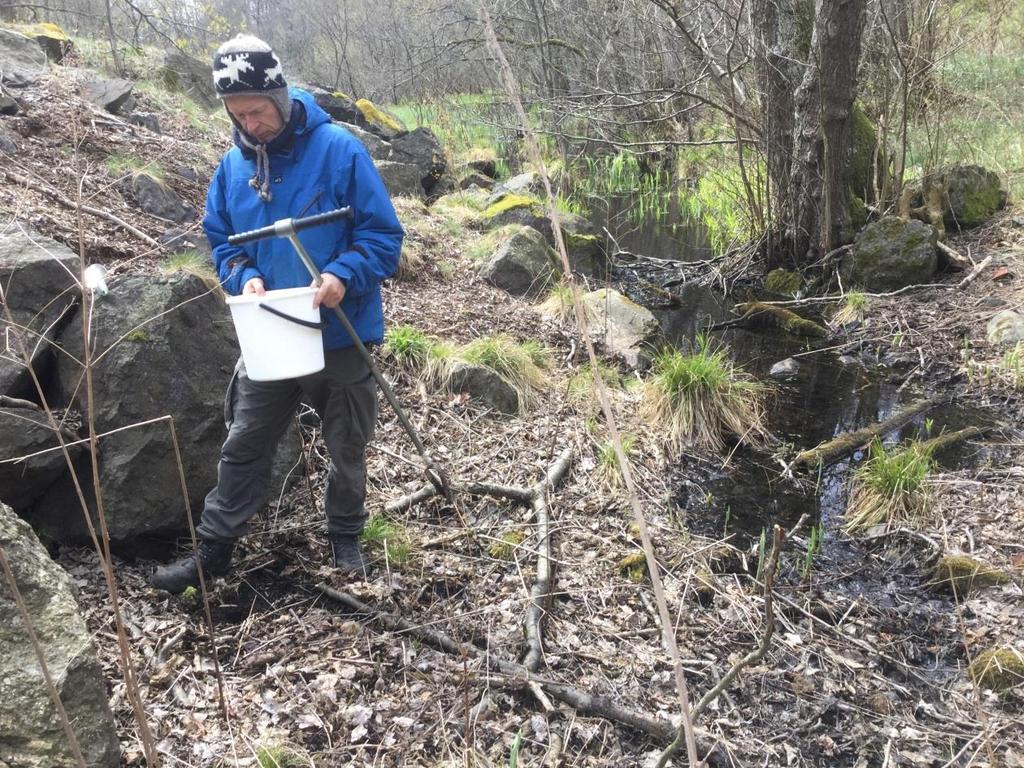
[959,184,1002,225]
[488,529,525,560]
[968,647,1024,692]
[735,302,828,338]
[849,102,879,200]
[849,194,867,229]
[355,98,404,133]
[619,551,647,582]
[126,329,150,342]
[483,194,541,219]
[932,554,1009,596]
[764,269,802,296]
[332,91,350,100]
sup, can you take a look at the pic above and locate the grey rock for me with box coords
[924,165,1008,229]
[37,274,237,545]
[0,502,120,768]
[460,170,494,190]
[466,157,497,179]
[0,95,18,115]
[986,310,1024,346]
[480,225,560,297]
[581,289,661,369]
[82,78,134,115]
[161,51,218,110]
[770,358,800,378]
[390,128,446,195]
[0,126,18,153]
[338,121,392,162]
[158,227,211,258]
[312,89,363,125]
[0,230,79,398]
[447,361,520,415]
[127,112,161,133]
[376,160,425,199]
[129,173,196,223]
[0,29,48,86]
[842,216,937,291]
[0,407,82,512]
[488,171,540,202]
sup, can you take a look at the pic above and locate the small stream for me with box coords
[597,193,994,562]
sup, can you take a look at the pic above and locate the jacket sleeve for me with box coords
[322,146,404,296]
[204,160,263,296]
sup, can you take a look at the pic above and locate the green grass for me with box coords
[255,743,307,768]
[1000,343,1024,389]
[487,529,525,560]
[567,361,628,413]
[843,438,934,534]
[595,434,635,490]
[382,325,433,374]
[360,516,411,566]
[832,291,869,326]
[535,281,576,323]
[104,153,164,182]
[159,249,214,278]
[640,337,768,455]
[460,335,549,402]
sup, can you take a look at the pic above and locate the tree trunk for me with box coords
[790,0,868,263]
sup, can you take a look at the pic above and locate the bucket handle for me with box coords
[258,302,328,330]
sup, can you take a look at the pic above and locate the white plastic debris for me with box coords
[83,264,109,296]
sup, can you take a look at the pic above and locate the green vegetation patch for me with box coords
[843,438,934,534]
[383,325,433,374]
[355,98,404,133]
[488,529,525,560]
[932,554,1009,597]
[969,647,1024,692]
[361,515,411,566]
[640,338,768,455]
[483,194,542,219]
[764,269,802,296]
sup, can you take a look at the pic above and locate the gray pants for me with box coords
[197,345,377,541]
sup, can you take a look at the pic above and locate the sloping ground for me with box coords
[4,66,1024,766]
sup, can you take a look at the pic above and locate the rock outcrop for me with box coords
[842,216,938,291]
[0,502,120,768]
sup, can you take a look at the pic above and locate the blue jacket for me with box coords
[204,88,404,350]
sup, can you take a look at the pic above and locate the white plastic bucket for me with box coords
[225,287,325,381]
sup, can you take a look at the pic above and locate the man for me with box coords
[151,34,403,594]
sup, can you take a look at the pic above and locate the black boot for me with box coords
[329,534,368,578]
[150,538,234,594]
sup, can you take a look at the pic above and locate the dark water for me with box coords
[602,198,994,551]
[592,193,715,263]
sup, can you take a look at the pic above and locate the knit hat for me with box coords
[212,34,291,125]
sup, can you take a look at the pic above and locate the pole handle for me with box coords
[228,206,354,246]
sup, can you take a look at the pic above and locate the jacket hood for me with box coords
[290,87,331,136]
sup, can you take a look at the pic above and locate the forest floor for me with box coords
[3,66,1023,767]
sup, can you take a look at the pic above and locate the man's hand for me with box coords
[313,273,346,308]
[243,277,266,295]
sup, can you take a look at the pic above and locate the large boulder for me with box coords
[0,407,82,512]
[337,121,392,162]
[0,502,120,768]
[311,89,364,126]
[488,171,541,202]
[35,274,237,545]
[479,225,560,297]
[447,362,520,415]
[581,289,660,369]
[128,173,196,223]
[0,230,79,399]
[841,216,938,291]
[0,29,47,86]
[11,22,70,63]
[390,128,446,196]
[161,51,218,110]
[942,165,1008,229]
[82,78,134,115]
[376,160,425,199]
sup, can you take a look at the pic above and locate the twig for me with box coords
[956,253,994,289]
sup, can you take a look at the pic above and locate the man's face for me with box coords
[224,95,283,143]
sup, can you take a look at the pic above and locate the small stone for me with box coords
[770,357,800,377]
[986,310,1024,346]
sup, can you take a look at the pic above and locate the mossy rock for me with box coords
[354,98,405,139]
[764,269,802,296]
[734,301,828,338]
[841,194,869,243]
[944,165,1008,228]
[968,647,1024,692]
[841,216,937,291]
[931,554,1009,597]
[483,193,543,220]
[618,551,647,582]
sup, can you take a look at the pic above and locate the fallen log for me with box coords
[732,301,829,338]
[790,395,950,470]
[916,425,990,455]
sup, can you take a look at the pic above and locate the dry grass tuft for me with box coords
[843,438,934,534]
